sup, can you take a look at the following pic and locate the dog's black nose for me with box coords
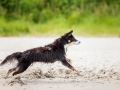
[75,41,80,45]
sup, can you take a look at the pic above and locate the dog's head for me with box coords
[60,30,80,49]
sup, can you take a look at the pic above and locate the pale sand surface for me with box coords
[0,37,120,90]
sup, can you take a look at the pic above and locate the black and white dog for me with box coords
[0,30,80,78]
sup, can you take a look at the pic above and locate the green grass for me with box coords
[0,0,120,36]
[0,15,120,37]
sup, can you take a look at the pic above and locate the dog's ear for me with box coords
[68,30,73,35]
[65,30,73,37]
[62,30,73,38]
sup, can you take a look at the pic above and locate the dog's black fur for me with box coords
[0,30,80,77]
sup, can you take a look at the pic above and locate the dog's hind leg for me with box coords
[12,62,31,76]
[5,68,16,78]
[61,60,78,73]
[12,68,24,76]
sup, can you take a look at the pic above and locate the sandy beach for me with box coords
[0,37,120,90]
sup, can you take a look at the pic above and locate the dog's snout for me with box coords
[75,40,80,45]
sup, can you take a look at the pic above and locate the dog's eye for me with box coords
[68,40,70,43]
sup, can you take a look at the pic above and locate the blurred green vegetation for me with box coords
[0,0,120,36]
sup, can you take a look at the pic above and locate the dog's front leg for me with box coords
[61,59,78,73]
[66,58,72,63]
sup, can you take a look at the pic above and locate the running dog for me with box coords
[0,30,80,78]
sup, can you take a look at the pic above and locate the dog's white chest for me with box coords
[64,44,70,52]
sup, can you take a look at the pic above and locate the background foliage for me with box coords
[0,0,120,36]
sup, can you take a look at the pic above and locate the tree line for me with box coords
[0,0,120,23]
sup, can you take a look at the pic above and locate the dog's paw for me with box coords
[71,68,79,73]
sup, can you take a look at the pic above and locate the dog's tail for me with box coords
[0,52,22,65]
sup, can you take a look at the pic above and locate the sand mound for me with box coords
[21,65,120,81]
